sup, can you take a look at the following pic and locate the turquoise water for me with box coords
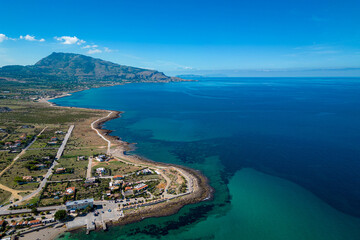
[53,78,360,239]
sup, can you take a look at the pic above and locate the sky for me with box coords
[0,0,360,77]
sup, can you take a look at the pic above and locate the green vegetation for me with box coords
[0,52,182,99]
[0,189,11,204]
[54,210,67,221]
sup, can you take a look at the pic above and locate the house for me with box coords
[47,141,58,145]
[95,155,107,162]
[55,131,64,134]
[124,186,133,191]
[113,175,124,180]
[65,187,75,195]
[133,183,148,192]
[96,168,105,174]
[65,198,94,211]
[22,176,34,182]
[35,164,46,169]
[28,220,41,225]
[20,133,27,140]
[55,167,66,174]
[78,156,86,161]
[110,186,119,191]
[109,180,122,187]
[9,222,17,227]
[137,168,153,175]
[42,218,55,224]
[113,180,122,186]
[50,137,58,141]
[5,142,12,147]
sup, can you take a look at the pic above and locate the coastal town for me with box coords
[0,97,207,240]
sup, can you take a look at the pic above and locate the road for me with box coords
[86,157,93,179]
[0,205,65,216]
[0,127,48,203]
[91,111,112,154]
[0,125,74,211]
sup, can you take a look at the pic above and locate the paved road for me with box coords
[55,125,74,160]
[0,205,65,216]
[0,125,74,212]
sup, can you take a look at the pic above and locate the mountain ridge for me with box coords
[0,52,183,84]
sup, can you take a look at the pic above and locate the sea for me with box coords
[52,77,360,240]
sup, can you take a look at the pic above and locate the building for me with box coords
[96,168,105,174]
[55,167,66,174]
[65,187,75,195]
[95,154,108,162]
[35,164,46,169]
[113,175,124,180]
[137,168,153,175]
[65,198,94,211]
[50,137,58,141]
[110,186,119,191]
[133,183,148,192]
[22,176,34,182]
[28,220,41,225]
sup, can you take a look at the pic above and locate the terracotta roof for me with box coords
[65,187,75,195]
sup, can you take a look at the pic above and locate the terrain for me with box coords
[0,52,185,99]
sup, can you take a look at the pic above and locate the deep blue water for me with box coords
[53,77,360,239]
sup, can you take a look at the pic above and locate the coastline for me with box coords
[41,90,212,239]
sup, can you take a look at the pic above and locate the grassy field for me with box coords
[92,160,143,177]
[0,189,11,204]
[69,179,111,201]
[0,99,101,125]
[50,156,88,181]
[39,182,70,206]
[0,151,16,172]
[0,97,119,203]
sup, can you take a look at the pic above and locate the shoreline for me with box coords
[41,89,212,239]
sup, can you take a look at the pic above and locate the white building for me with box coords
[65,198,94,211]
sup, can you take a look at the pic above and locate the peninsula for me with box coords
[0,53,210,240]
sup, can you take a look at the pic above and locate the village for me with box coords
[0,106,194,239]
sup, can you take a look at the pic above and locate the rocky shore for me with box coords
[40,93,213,239]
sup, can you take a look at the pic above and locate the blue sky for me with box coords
[1,0,360,76]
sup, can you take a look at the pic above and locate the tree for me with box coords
[31,207,38,215]
[54,210,67,221]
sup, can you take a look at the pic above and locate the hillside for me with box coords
[0,53,184,96]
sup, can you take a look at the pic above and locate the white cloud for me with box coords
[0,34,9,43]
[87,49,102,54]
[82,44,98,49]
[55,36,85,45]
[19,34,45,42]
[104,47,113,53]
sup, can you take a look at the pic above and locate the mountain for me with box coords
[0,52,183,86]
